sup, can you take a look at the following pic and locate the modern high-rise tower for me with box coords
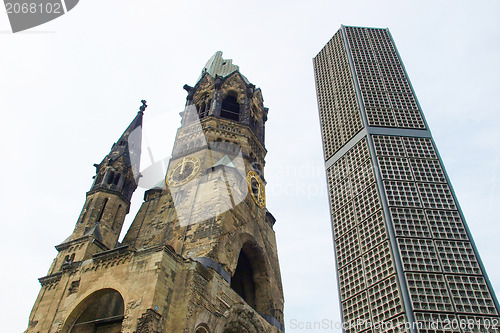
[314,26,500,333]
[25,52,284,333]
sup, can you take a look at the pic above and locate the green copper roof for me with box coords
[201,51,239,79]
[197,51,250,85]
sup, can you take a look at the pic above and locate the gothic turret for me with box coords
[47,101,146,275]
[71,101,145,250]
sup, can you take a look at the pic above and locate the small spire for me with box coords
[139,100,147,114]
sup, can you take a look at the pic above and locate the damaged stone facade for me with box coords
[25,52,284,333]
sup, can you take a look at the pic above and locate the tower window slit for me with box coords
[112,205,122,230]
[98,198,108,222]
[113,173,120,186]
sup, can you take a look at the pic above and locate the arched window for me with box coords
[113,173,120,186]
[106,171,114,185]
[68,289,124,333]
[221,95,240,121]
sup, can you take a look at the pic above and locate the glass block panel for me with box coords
[397,238,441,272]
[405,273,453,312]
[383,181,421,208]
[368,275,405,323]
[446,275,498,316]
[425,210,469,241]
[363,241,395,287]
[390,207,431,238]
[435,240,481,275]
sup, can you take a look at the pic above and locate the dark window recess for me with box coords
[106,172,114,185]
[221,95,240,121]
[230,251,256,309]
[198,100,210,119]
[113,174,120,186]
[97,198,108,222]
[64,253,75,263]
[106,171,120,186]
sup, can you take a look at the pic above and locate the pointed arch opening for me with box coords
[221,94,240,121]
[230,241,271,314]
[67,289,124,333]
[231,250,256,309]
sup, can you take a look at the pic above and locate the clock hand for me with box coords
[180,158,187,175]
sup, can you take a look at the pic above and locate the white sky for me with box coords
[1,1,499,332]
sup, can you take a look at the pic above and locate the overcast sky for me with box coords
[1,1,500,332]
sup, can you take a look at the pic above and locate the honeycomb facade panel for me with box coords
[359,210,388,253]
[336,227,361,269]
[435,240,482,275]
[446,275,498,316]
[331,200,357,240]
[397,238,442,273]
[404,273,453,312]
[413,312,461,333]
[425,210,469,241]
[315,25,499,332]
[368,275,406,323]
[389,208,431,239]
[409,158,447,183]
[339,258,366,300]
[363,241,396,287]
[373,135,406,157]
[342,291,371,331]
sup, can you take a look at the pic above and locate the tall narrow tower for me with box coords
[25,53,284,333]
[314,26,499,332]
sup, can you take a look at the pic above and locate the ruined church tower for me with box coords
[25,52,284,333]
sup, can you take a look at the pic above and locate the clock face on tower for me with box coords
[247,170,265,208]
[166,156,201,187]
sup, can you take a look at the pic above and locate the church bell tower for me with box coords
[25,52,284,333]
